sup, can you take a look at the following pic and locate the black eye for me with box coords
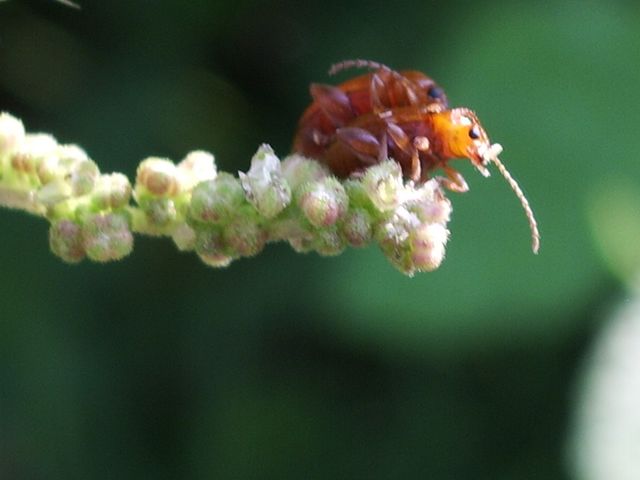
[427,85,443,99]
[469,126,480,139]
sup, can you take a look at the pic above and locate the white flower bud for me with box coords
[362,160,405,212]
[239,144,291,219]
[0,112,25,155]
[178,150,217,190]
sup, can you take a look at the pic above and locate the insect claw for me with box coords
[476,164,491,177]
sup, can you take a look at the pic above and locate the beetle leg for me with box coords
[384,122,421,181]
[336,127,382,165]
[310,83,354,128]
[370,72,388,113]
[437,166,469,193]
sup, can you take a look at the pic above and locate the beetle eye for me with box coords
[427,85,443,99]
[469,125,480,139]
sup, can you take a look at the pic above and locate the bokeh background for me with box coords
[2,1,640,479]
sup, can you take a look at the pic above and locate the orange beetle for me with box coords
[293,60,540,253]
[293,59,449,159]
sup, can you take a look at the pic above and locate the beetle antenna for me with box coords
[329,59,390,76]
[487,144,540,254]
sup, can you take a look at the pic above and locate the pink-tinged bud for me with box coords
[49,219,86,263]
[0,112,25,155]
[410,223,449,272]
[341,208,373,247]
[82,213,133,262]
[136,157,180,197]
[298,177,348,227]
[194,228,233,267]
[189,173,246,224]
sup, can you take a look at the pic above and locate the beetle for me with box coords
[293,59,449,159]
[326,105,539,253]
[293,61,540,253]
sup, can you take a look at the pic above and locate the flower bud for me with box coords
[37,178,73,206]
[314,227,346,256]
[362,160,405,212]
[288,230,315,254]
[90,173,132,210]
[141,197,177,227]
[49,219,86,263]
[223,217,266,257]
[11,134,57,175]
[171,223,197,251]
[189,173,246,224]
[136,157,180,197]
[410,223,449,272]
[36,144,91,186]
[344,180,375,210]
[376,207,420,275]
[239,144,291,219]
[69,159,99,196]
[82,212,133,262]
[0,112,25,155]
[281,154,328,189]
[177,150,217,190]
[298,177,348,228]
[194,228,233,267]
[341,208,373,247]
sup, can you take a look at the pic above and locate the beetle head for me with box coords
[433,108,493,176]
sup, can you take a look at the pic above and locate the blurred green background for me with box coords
[2,1,640,479]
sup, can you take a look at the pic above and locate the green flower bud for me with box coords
[344,179,375,210]
[177,150,217,191]
[239,144,291,219]
[69,159,99,196]
[223,217,266,257]
[136,157,180,197]
[49,219,85,263]
[288,230,315,254]
[171,223,197,251]
[298,177,348,228]
[11,134,57,175]
[140,197,177,227]
[341,208,373,247]
[281,154,328,189]
[37,178,73,206]
[314,227,346,256]
[0,112,25,155]
[82,212,133,262]
[36,144,91,186]
[195,228,233,267]
[189,173,246,224]
[376,206,421,275]
[362,160,405,212]
[90,173,132,210]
